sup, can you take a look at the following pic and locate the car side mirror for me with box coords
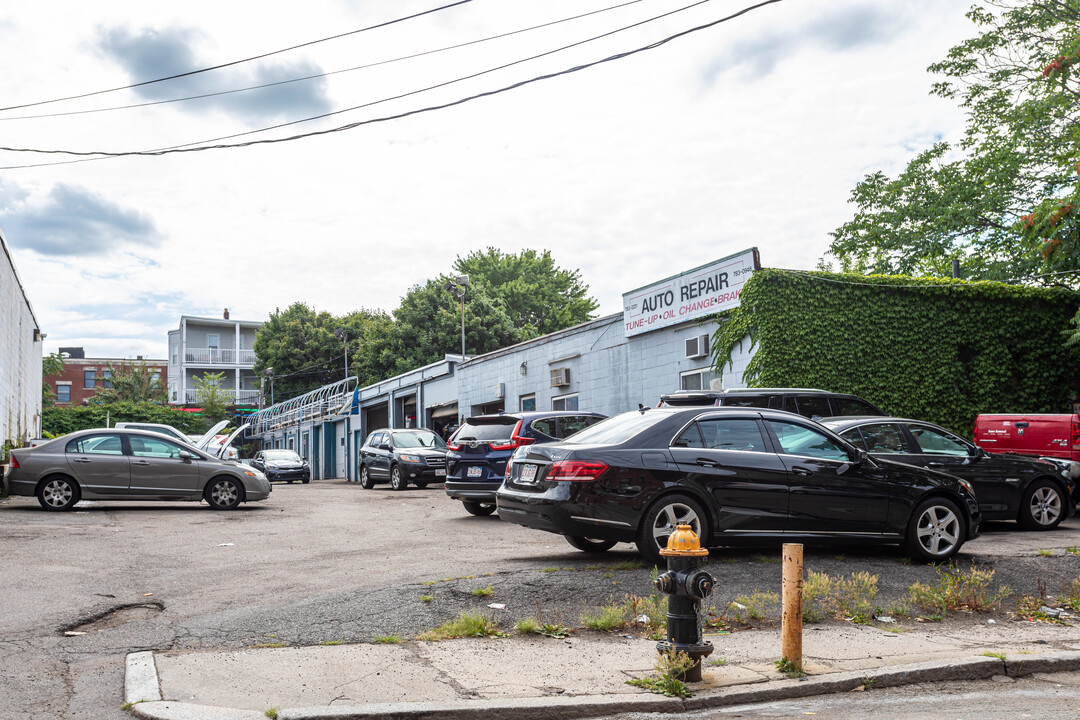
[379,443,391,451]
[179,451,193,461]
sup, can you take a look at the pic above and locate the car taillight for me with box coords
[511,421,535,450]
[448,441,462,451]
[1073,420,1080,451]
[546,461,608,482]
[9,456,18,469]
[504,457,513,481]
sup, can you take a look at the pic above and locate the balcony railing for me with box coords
[183,388,260,405]
[184,348,257,365]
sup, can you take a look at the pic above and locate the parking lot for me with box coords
[5,478,1080,720]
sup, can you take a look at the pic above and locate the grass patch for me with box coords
[803,571,883,624]
[626,651,696,698]
[581,568,669,632]
[471,585,494,597]
[730,591,779,625]
[374,635,402,644]
[419,594,434,603]
[417,612,503,641]
[516,610,571,638]
[1039,549,1054,557]
[906,562,1011,618]
[582,603,625,631]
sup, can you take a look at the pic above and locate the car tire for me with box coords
[37,475,80,512]
[390,465,407,491]
[301,477,310,485]
[637,493,709,567]
[566,535,617,553]
[905,497,964,562]
[414,481,429,489]
[205,477,243,511]
[1018,479,1065,531]
[462,500,497,516]
[360,465,375,489]
[287,479,294,484]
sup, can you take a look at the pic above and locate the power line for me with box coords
[0,0,647,122]
[0,0,782,168]
[0,0,472,113]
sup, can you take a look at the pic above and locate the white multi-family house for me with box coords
[0,224,43,446]
[167,310,263,406]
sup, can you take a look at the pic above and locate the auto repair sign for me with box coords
[621,248,759,337]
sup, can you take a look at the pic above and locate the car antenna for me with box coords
[638,403,649,414]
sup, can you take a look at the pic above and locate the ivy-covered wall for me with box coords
[42,402,210,437]
[713,269,1080,436]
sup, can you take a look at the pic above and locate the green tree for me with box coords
[194,372,231,425]
[41,352,64,407]
[453,248,598,337]
[384,277,526,374]
[253,302,395,402]
[826,1,1080,338]
[90,361,167,405]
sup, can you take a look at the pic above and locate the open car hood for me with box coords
[215,423,250,459]
[194,420,231,451]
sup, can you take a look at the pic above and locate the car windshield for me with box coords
[561,411,669,445]
[393,431,447,449]
[264,450,301,462]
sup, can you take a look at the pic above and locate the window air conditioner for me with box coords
[685,334,711,359]
[550,368,570,387]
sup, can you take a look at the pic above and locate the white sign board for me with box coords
[621,248,759,337]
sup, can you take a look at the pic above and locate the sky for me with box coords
[0,0,976,360]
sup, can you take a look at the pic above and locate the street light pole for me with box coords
[443,274,470,360]
[334,329,348,379]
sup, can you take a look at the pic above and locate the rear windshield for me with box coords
[452,420,517,443]
[562,411,669,446]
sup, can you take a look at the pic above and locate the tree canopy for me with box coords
[90,361,168,405]
[827,0,1080,312]
[253,249,598,403]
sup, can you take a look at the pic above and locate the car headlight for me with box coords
[957,478,975,497]
[399,454,421,464]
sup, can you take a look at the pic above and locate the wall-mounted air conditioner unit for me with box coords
[684,334,711,359]
[494,382,505,399]
[550,368,570,387]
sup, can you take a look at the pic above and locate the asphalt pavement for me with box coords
[126,618,1080,720]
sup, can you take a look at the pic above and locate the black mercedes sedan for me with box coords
[496,407,981,564]
[819,416,1076,531]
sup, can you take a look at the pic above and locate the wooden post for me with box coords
[781,543,803,671]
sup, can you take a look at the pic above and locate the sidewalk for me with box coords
[127,621,1080,720]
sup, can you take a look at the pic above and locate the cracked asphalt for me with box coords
[5,477,1080,719]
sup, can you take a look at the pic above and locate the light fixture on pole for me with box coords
[443,274,470,359]
[264,367,275,407]
[334,329,348,379]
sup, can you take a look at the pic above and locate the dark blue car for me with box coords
[445,411,606,515]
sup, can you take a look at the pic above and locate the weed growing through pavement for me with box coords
[1067,546,1080,557]
[626,651,696,698]
[320,640,342,646]
[251,642,286,648]
[417,612,504,640]
[264,709,279,720]
[774,656,805,678]
[419,595,434,603]
[731,591,779,625]
[582,602,625,631]
[1059,577,1080,611]
[1039,549,1054,557]
[799,571,879,624]
[374,635,402,644]
[802,571,834,623]
[906,562,1011,618]
[516,610,571,638]
[582,574,669,633]
[120,700,146,711]
[753,554,780,564]
[860,675,877,689]
[707,656,728,666]
[471,585,494,597]
[983,651,1007,660]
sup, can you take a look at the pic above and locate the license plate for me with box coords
[467,466,483,478]
[435,469,446,477]
[520,464,538,484]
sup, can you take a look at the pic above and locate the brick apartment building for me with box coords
[43,347,168,406]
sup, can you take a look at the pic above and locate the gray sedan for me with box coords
[3,428,271,511]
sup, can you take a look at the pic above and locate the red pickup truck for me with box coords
[974,414,1080,480]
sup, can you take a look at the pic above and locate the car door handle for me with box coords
[927,462,945,468]
[72,457,92,463]
[791,466,813,476]
[132,460,151,466]
[695,458,720,468]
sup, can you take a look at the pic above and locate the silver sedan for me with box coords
[3,428,271,511]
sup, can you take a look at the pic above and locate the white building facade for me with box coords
[0,225,43,447]
[167,312,263,406]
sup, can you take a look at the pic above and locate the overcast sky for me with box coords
[0,0,974,360]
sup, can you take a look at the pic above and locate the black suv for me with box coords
[445,411,606,516]
[358,428,449,490]
[660,388,884,419]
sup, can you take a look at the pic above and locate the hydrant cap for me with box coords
[660,524,709,557]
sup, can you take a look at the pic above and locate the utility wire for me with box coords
[0,0,472,113]
[0,0,782,167]
[0,0,647,122]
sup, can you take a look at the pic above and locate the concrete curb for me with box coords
[127,651,1080,720]
[125,651,162,705]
